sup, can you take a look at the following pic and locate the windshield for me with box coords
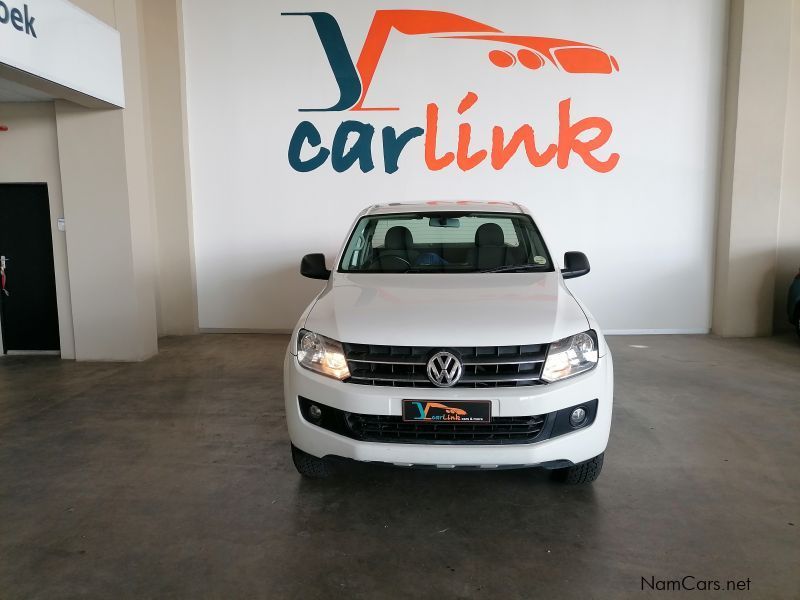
[338,212,554,273]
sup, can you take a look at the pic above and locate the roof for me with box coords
[365,201,526,216]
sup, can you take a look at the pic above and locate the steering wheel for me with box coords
[366,255,411,271]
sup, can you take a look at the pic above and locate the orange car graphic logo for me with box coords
[282,9,619,112]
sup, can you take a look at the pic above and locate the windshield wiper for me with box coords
[480,264,549,273]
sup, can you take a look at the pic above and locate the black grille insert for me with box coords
[343,343,548,388]
[346,413,547,445]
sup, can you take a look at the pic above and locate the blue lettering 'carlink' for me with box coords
[288,121,330,172]
[331,121,375,173]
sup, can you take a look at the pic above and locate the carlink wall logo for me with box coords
[283,9,620,175]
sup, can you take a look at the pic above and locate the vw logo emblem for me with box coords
[426,351,463,387]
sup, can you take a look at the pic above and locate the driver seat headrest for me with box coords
[475,223,505,247]
[385,226,413,250]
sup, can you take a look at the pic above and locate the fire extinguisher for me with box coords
[1,255,9,297]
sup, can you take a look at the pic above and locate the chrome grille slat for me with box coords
[347,357,427,366]
[349,373,429,384]
[461,357,545,366]
[343,342,549,388]
[461,374,540,383]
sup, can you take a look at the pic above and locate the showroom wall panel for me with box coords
[182,0,726,333]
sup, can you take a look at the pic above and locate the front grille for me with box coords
[346,413,547,445]
[343,343,548,388]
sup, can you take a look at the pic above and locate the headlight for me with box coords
[541,330,599,383]
[296,329,350,380]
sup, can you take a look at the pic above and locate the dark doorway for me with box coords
[0,184,60,354]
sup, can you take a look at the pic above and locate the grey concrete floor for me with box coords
[0,334,798,599]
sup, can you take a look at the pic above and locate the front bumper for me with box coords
[283,351,613,468]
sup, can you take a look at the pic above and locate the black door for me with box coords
[0,184,60,353]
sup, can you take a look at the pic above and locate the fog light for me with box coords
[308,404,322,421]
[569,407,587,428]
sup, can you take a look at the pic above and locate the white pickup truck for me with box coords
[284,201,613,484]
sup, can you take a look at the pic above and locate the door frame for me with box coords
[0,182,73,358]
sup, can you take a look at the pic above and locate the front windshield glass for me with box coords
[338,212,554,273]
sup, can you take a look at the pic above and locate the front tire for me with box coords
[551,453,604,484]
[291,444,333,479]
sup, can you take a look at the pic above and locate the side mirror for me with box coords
[562,251,590,279]
[301,253,331,280]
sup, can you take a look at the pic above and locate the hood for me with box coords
[303,272,590,347]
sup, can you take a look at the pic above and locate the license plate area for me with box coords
[402,400,492,423]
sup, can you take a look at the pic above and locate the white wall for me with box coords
[140,0,199,336]
[714,0,796,337]
[50,0,159,361]
[775,0,800,331]
[183,0,727,334]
